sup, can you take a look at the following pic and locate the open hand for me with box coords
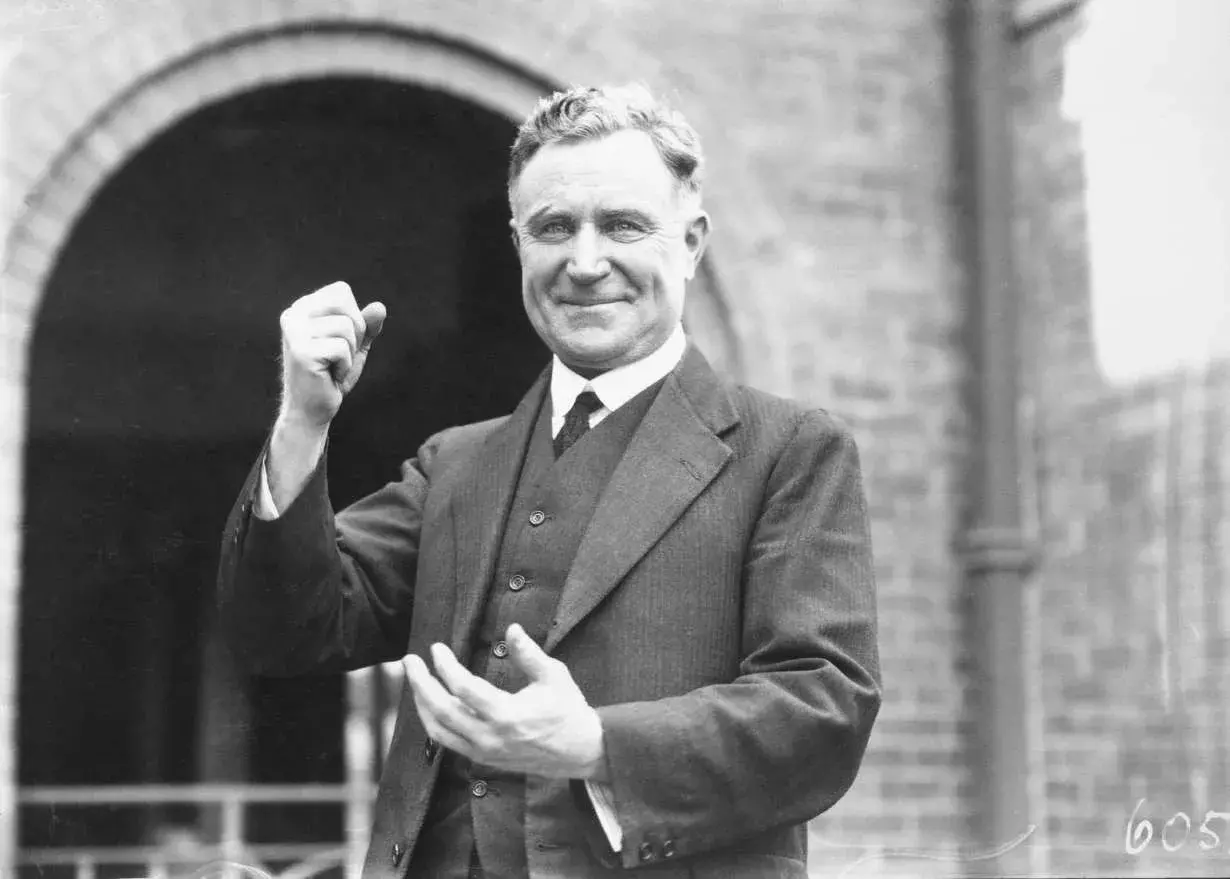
[403,624,607,780]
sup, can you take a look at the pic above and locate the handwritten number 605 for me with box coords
[1126,799,1230,855]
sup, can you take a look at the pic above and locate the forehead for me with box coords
[513,129,678,215]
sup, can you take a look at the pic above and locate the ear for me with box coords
[508,217,521,254]
[682,210,711,281]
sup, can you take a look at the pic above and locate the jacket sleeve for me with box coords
[594,412,882,867]
[216,433,442,676]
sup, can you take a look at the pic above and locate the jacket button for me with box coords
[391,842,405,865]
[638,841,655,862]
[492,640,509,658]
[529,510,546,526]
[471,779,488,798]
[423,737,439,764]
[662,839,676,858]
[508,574,526,591]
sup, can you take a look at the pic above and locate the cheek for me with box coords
[616,246,667,289]
[521,248,565,290]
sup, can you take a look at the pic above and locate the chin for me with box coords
[555,336,632,370]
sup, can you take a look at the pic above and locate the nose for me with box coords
[566,225,612,284]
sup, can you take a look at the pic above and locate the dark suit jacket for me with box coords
[218,344,881,878]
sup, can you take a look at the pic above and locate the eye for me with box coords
[607,218,647,239]
[534,219,573,241]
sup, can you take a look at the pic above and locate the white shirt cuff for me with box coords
[254,458,280,521]
[584,780,623,852]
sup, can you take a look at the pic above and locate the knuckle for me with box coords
[319,280,351,299]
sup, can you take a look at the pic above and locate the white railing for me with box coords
[17,783,377,879]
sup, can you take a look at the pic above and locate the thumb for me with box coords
[358,301,387,352]
[507,624,556,682]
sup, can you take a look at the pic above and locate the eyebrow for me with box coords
[525,205,568,226]
[524,205,657,226]
[597,207,656,225]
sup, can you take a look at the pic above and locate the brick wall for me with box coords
[1015,10,1230,877]
[0,0,970,873]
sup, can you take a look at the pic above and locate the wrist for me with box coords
[267,410,329,510]
[274,403,331,439]
[579,707,609,781]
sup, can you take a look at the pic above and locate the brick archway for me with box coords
[0,5,758,865]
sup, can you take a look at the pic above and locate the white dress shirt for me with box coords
[548,322,686,438]
[256,323,687,852]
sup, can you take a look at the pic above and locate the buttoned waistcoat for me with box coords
[412,377,663,878]
[218,344,882,878]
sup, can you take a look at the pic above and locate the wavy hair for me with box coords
[508,83,704,197]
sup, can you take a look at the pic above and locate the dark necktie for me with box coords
[553,389,604,458]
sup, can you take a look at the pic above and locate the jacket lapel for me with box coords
[447,366,550,656]
[544,345,740,653]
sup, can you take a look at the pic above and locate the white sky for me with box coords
[1064,0,1230,383]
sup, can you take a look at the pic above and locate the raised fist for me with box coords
[277,281,386,428]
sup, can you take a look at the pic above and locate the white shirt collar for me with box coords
[550,324,687,422]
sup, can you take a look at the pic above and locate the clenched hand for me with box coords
[267,281,386,510]
[278,280,386,429]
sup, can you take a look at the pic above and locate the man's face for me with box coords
[510,129,709,373]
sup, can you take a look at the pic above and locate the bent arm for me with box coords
[596,415,882,866]
[217,436,436,676]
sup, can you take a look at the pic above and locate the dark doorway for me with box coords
[20,77,545,858]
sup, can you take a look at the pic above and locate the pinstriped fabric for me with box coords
[219,343,880,879]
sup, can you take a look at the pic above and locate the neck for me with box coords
[567,364,610,381]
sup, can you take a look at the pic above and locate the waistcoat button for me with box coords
[471,779,489,798]
[492,640,509,658]
[509,574,526,591]
[529,509,546,526]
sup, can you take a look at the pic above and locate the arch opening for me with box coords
[19,75,546,858]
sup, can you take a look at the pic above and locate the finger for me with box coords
[300,282,364,342]
[506,623,558,683]
[430,643,510,719]
[404,654,472,738]
[299,338,353,379]
[403,653,485,742]
[358,301,387,352]
[312,280,358,313]
[308,315,359,356]
[411,690,475,758]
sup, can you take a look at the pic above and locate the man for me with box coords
[218,84,881,878]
